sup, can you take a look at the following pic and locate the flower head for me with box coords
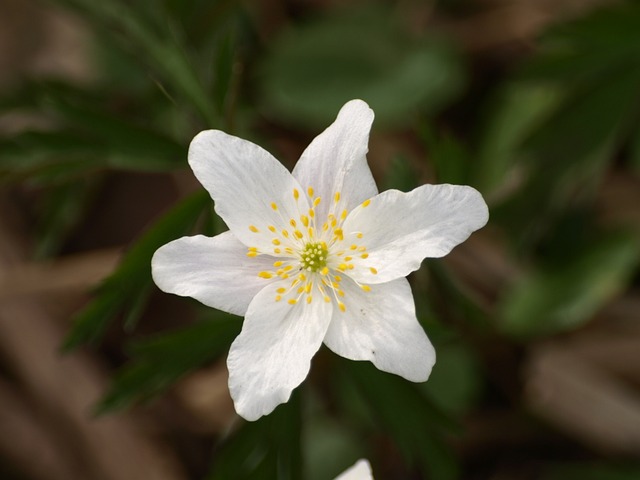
[152,100,489,421]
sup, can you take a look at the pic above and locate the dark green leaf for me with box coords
[343,359,460,480]
[63,190,210,350]
[208,391,302,480]
[259,6,465,128]
[96,314,241,414]
[500,231,640,337]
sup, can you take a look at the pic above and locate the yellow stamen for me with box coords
[249,225,259,233]
[361,253,369,259]
[313,197,321,207]
[276,287,286,294]
[271,202,278,210]
[246,252,257,257]
[258,271,273,279]
[293,188,299,200]
[320,267,329,275]
[307,186,314,197]
[362,199,371,207]
[334,192,340,203]
[272,238,281,245]
[275,295,282,302]
[306,296,313,304]
[288,299,297,305]
[301,215,309,227]
[338,302,346,312]
[273,261,284,267]
[268,225,276,232]
[370,267,378,274]
[361,285,371,292]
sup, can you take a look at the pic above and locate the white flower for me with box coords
[334,459,374,480]
[152,99,488,421]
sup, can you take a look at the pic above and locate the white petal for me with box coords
[323,277,435,382]
[227,281,333,421]
[334,459,374,480]
[188,130,309,250]
[343,184,489,284]
[292,99,378,220]
[151,231,275,316]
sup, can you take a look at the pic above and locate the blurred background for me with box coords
[1,0,639,479]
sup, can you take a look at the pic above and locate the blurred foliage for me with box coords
[259,5,465,128]
[2,0,640,478]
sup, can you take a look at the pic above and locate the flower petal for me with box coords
[334,459,374,480]
[342,184,489,284]
[151,231,275,316]
[227,280,333,421]
[323,277,435,382]
[292,99,378,220]
[188,130,309,250]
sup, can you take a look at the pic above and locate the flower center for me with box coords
[300,241,328,272]
[246,186,378,311]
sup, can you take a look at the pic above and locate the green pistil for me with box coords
[300,242,328,272]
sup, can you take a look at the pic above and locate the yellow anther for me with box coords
[271,202,278,210]
[294,230,303,239]
[337,290,345,297]
[246,252,258,257]
[344,256,352,261]
[331,218,337,227]
[348,264,354,270]
[321,241,328,250]
[299,273,306,281]
[306,296,313,304]
[338,302,346,312]
[324,296,331,303]
[304,283,312,294]
[288,299,297,305]
[341,209,348,220]
[362,199,371,207]
[358,246,366,252]
[308,227,314,237]
[334,192,341,203]
[249,225,259,233]
[332,282,340,288]
[309,209,315,218]
[272,238,281,245]
[301,215,309,227]
[307,186,314,197]
[282,230,289,238]
[293,188,299,200]
[361,253,369,259]
[273,261,284,267]
[334,275,342,282]
[274,248,281,254]
[338,264,348,271]
[357,233,363,239]
[268,225,276,232]
[258,271,273,279]
[322,223,329,231]
[285,247,294,254]
[276,287,286,294]
[289,219,297,227]
[320,267,329,275]
[283,265,293,272]
[370,267,378,274]
[248,247,258,252]
[297,286,305,294]
[275,295,282,302]
[361,285,372,292]
[350,244,357,250]
[313,197,321,207]
[280,273,289,279]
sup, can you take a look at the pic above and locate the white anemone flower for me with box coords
[152,99,488,421]
[334,459,374,480]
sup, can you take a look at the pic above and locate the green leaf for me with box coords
[472,82,563,194]
[208,391,302,480]
[54,0,219,125]
[342,359,460,480]
[259,6,465,128]
[96,314,241,414]
[63,190,210,350]
[500,231,640,337]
